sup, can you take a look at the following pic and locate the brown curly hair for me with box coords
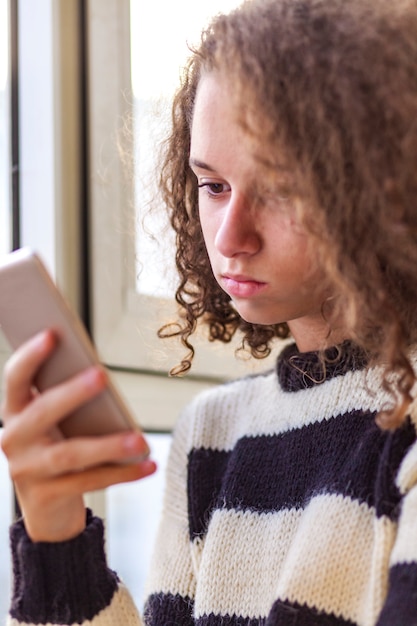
[158,0,417,428]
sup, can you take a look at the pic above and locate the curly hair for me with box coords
[158,0,417,428]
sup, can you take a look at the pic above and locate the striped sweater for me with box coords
[7,342,417,626]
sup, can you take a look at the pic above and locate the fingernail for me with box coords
[139,459,157,474]
[84,366,107,389]
[36,329,55,350]
[123,432,147,452]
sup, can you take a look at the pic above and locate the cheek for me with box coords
[271,228,319,284]
[198,209,217,253]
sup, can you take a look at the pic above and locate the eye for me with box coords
[198,181,231,198]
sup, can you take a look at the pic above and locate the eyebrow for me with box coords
[189,157,216,172]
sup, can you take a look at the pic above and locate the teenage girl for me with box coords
[3,0,417,624]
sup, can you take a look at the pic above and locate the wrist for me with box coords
[19,496,87,543]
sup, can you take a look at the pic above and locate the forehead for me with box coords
[190,73,295,191]
[191,73,242,137]
[190,73,252,170]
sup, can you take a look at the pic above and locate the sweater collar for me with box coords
[276,341,368,392]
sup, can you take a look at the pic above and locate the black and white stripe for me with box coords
[144,343,417,625]
[7,342,417,626]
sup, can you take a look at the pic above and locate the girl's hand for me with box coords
[0,330,156,543]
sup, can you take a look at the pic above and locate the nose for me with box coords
[214,193,261,258]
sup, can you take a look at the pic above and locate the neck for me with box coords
[288,317,349,353]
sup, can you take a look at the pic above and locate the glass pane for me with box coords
[130,0,242,298]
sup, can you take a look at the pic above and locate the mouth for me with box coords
[220,274,267,298]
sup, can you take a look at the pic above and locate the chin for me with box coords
[232,303,283,327]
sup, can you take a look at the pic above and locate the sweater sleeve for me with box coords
[376,434,417,626]
[7,509,144,626]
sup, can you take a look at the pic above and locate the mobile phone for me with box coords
[0,247,149,451]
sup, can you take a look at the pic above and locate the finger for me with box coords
[39,457,157,498]
[13,431,150,480]
[2,366,107,447]
[2,330,56,415]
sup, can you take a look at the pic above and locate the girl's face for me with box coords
[190,73,335,351]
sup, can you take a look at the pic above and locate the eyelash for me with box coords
[197,181,292,209]
[198,182,231,198]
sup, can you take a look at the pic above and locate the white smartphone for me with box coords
[0,247,149,451]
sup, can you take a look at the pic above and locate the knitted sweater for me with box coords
[7,342,417,626]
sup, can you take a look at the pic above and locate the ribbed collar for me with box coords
[276,341,368,392]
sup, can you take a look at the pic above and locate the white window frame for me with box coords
[18,0,83,299]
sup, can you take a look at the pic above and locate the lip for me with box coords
[220,274,267,298]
